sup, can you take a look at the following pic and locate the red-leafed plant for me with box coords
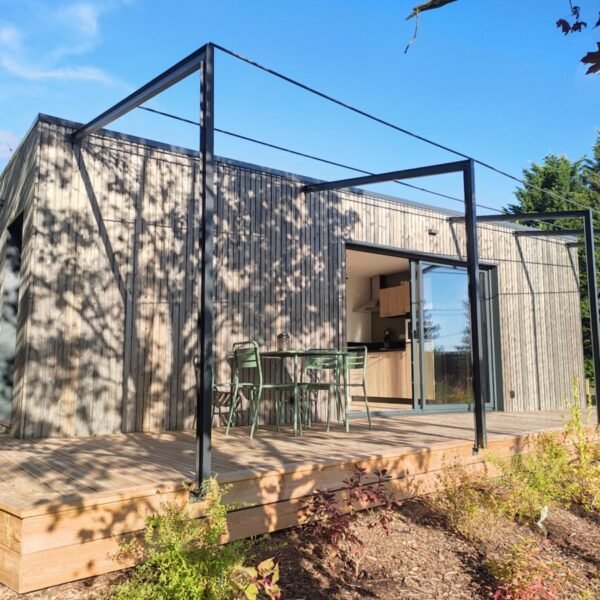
[301,466,400,578]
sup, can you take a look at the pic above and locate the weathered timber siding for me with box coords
[0,115,585,437]
[20,119,199,437]
[0,124,39,435]
[213,160,584,417]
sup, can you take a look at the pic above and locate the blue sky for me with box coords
[0,0,598,213]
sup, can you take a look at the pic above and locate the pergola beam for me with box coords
[196,44,215,486]
[513,229,584,237]
[452,208,600,417]
[69,43,216,489]
[72,44,208,141]
[302,160,470,194]
[448,210,588,224]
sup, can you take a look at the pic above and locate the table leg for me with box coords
[293,354,302,436]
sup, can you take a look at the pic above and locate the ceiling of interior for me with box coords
[346,249,409,278]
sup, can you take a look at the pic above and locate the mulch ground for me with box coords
[1,499,599,599]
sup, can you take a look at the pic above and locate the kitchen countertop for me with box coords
[347,342,408,352]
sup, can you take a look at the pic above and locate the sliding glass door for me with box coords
[411,261,498,410]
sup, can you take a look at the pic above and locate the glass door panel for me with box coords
[420,263,474,407]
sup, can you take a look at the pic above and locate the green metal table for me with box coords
[261,349,347,435]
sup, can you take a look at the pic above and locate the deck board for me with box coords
[0,410,595,593]
[0,410,579,513]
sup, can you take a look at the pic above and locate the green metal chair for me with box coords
[343,346,372,430]
[300,351,346,432]
[194,355,236,425]
[225,341,296,438]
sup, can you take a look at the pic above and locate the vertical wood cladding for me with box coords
[0,117,585,437]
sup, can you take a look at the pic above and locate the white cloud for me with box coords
[0,4,128,87]
[61,3,100,38]
[1,55,119,85]
[0,130,20,161]
[0,24,22,49]
[49,2,102,58]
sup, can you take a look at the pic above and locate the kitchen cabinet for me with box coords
[349,347,435,401]
[379,282,410,317]
[364,350,412,398]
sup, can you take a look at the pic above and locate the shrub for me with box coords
[487,379,600,526]
[111,479,279,600]
[487,537,567,600]
[301,466,400,578]
[432,459,496,539]
[489,432,574,526]
[561,380,600,510]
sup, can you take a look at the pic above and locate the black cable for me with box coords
[137,105,578,238]
[137,105,501,214]
[213,44,598,218]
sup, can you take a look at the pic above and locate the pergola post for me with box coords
[450,208,600,418]
[196,44,215,487]
[583,210,600,420]
[463,160,486,449]
[303,159,488,450]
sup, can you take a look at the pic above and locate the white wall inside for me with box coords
[346,275,372,342]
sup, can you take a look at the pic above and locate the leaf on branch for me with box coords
[556,18,572,34]
[581,43,600,75]
[595,12,600,28]
[571,20,587,32]
[406,0,458,20]
[570,4,581,20]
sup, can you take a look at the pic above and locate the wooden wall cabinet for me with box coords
[379,283,410,317]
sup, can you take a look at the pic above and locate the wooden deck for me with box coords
[0,411,591,593]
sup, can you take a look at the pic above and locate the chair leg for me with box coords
[225,383,240,435]
[274,390,281,433]
[250,385,263,438]
[304,389,313,428]
[337,384,348,433]
[363,381,372,430]
[342,369,350,432]
[294,384,303,437]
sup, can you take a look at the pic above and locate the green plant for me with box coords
[487,379,600,525]
[111,479,277,600]
[487,537,566,600]
[234,557,282,600]
[562,378,600,510]
[489,432,574,525]
[433,459,498,539]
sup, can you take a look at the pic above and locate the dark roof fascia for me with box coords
[34,114,465,217]
[9,114,573,240]
[0,114,44,180]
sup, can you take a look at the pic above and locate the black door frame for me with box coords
[344,241,501,415]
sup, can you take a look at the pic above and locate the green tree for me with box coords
[506,135,600,382]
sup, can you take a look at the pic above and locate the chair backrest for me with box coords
[232,341,262,384]
[304,351,341,373]
[345,346,367,372]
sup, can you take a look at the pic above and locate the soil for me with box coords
[1,499,599,599]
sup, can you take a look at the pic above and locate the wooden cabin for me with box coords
[0,113,591,593]
[0,114,586,439]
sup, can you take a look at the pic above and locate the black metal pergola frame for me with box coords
[72,44,217,487]
[69,43,599,489]
[450,210,600,422]
[304,159,488,451]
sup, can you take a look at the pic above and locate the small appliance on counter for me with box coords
[383,328,393,349]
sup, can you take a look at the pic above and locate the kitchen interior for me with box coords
[346,248,416,412]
